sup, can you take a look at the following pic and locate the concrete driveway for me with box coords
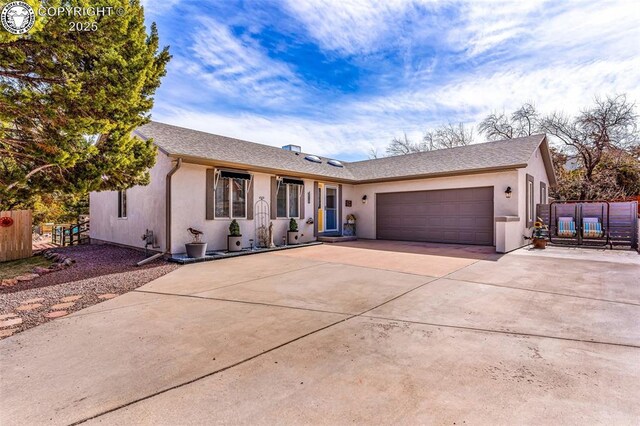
[1,241,639,425]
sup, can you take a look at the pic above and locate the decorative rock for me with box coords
[1,279,18,286]
[44,311,68,318]
[98,293,118,300]
[0,329,16,338]
[63,258,74,267]
[33,266,51,275]
[61,295,82,303]
[16,304,43,311]
[51,302,75,310]
[0,317,23,328]
[48,264,64,271]
[0,313,18,320]
[15,274,39,282]
[23,298,45,304]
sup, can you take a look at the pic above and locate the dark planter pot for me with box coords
[228,235,242,252]
[532,238,547,249]
[185,242,208,258]
[287,231,299,245]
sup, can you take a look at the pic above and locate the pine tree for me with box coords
[0,0,171,210]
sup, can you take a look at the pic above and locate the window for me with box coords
[117,190,127,218]
[277,183,302,218]
[215,177,247,218]
[526,174,534,227]
[540,182,547,204]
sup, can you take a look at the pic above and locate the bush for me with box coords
[289,218,298,232]
[229,219,241,236]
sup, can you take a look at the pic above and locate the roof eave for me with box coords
[352,164,525,184]
[538,136,558,186]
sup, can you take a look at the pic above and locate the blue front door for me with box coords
[324,186,338,232]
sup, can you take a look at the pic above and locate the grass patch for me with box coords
[0,256,52,280]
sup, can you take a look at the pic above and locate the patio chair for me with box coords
[582,217,604,238]
[557,217,577,237]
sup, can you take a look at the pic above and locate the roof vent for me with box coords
[328,159,343,168]
[304,155,322,163]
[282,144,302,152]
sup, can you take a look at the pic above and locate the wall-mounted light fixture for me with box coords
[361,195,368,204]
[505,186,512,199]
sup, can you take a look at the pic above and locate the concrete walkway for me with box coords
[1,241,638,425]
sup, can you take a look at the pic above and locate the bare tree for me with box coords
[426,122,474,149]
[385,132,426,156]
[478,103,539,140]
[385,123,474,156]
[539,94,639,199]
[368,146,380,159]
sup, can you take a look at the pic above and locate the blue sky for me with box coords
[142,0,640,161]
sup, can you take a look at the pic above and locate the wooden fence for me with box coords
[0,210,33,262]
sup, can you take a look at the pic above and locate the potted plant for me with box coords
[228,219,242,252]
[185,227,207,258]
[531,219,548,249]
[287,218,299,245]
[344,213,357,236]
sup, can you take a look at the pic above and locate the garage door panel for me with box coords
[458,217,476,228]
[376,187,494,246]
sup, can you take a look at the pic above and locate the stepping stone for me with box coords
[0,318,22,328]
[45,311,67,319]
[23,298,45,304]
[16,304,42,312]
[0,329,16,338]
[15,274,39,282]
[0,313,18,320]
[98,294,118,300]
[61,295,82,303]
[51,302,75,310]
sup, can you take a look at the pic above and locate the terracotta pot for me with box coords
[532,238,547,249]
[287,231,299,245]
[228,235,242,252]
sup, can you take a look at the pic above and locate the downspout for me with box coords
[165,158,182,256]
[136,157,182,267]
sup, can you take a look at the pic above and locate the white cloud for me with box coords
[151,0,640,160]
[282,0,436,55]
[140,0,180,17]
[176,17,305,107]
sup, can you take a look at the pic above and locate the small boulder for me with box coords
[33,266,51,275]
[63,258,73,267]
[1,278,18,286]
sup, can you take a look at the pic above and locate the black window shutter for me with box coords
[338,184,343,231]
[313,182,319,236]
[247,179,254,220]
[270,177,277,220]
[206,169,215,220]
[299,184,305,219]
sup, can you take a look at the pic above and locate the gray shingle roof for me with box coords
[136,122,546,183]
[135,122,357,180]
[348,134,546,181]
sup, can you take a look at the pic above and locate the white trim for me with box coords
[324,185,338,232]
[276,182,302,219]
[214,177,248,219]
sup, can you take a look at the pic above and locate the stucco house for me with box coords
[90,122,556,254]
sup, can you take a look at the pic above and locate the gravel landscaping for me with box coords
[0,244,179,338]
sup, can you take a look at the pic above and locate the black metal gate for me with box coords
[537,201,638,249]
